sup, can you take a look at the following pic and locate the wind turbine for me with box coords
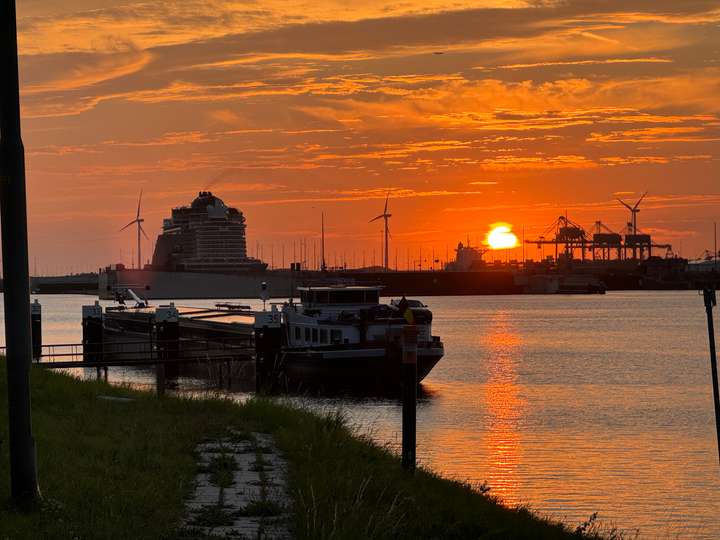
[617,191,647,235]
[120,189,149,270]
[369,192,392,270]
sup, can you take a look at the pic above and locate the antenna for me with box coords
[120,188,148,270]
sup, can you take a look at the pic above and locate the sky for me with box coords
[12,0,720,273]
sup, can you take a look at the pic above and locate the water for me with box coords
[2,292,719,538]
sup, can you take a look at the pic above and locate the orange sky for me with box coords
[12,0,720,273]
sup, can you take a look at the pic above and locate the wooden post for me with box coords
[154,304,179,396]
[155,363,166,398]
[702,288,720,465]
[82,302,103,364]
[155,304,179,380]
[30,299,41,362]
[401,325,418,472]
[254,306,282,393]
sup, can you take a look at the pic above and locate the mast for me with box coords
[321,212,326,271]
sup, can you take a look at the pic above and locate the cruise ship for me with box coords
[152,191,266,273]
[100,192,294,299]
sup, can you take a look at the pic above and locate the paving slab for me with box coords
[181,431,292,539]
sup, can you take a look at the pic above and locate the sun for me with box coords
[487,224,519,250]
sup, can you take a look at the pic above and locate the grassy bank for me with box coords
[1,364,596,539]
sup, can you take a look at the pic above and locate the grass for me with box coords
[0,362,611,539]
[203,453,237,489]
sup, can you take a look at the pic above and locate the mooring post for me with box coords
[0,0,40,504]
[155,363,166,397]
[30,299,41,362]
[401,325,418,472]
[154,304,179,396]
[702,287,720,465]
[253,305,282,393]
[155,304,179,379]
[82,302,103,364]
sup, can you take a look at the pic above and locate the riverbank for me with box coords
[0,364,605,539]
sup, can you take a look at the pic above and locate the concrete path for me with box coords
[181,430,292,539]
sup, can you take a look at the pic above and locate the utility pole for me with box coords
[0,0,41,504]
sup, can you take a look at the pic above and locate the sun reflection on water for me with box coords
[481,310,524,505]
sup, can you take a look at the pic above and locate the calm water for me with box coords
[2,292,719,538]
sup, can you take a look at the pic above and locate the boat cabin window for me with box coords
[330,329,342,344]
[305,327,311,341]
[312,328,318,342]
[320,329,328,343]
[301,289,379,305]
[294,327,301,340]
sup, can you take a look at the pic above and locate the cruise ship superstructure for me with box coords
[100,191,293,299]
[152,191,266,273]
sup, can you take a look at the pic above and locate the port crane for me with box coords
[526,211,674,263]
[591,221,622,261]
[527,215,589,262]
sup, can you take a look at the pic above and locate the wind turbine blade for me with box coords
[616,198,633,211]
[120,220,137,232]
[139,223,150,240]
[136,188,143,219]
[633,191,648,210]
[384,192,389,214]
[369,215,383,223]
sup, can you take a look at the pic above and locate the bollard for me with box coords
[155,304,179,393]
[401,325,418,472]
[702,288,720,465]
[30,299,41,361]
[82,301,103,364]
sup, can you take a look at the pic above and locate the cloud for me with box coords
[481,57,674,70]
[16,0,720,264]
[588,126,720,143]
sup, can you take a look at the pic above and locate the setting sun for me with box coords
[486,224,519,250]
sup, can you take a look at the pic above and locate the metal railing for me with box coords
[3,336,256,369]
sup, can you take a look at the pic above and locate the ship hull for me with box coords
[99,268,296,299]
[280,344,444,390]
[99,267,522,299]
